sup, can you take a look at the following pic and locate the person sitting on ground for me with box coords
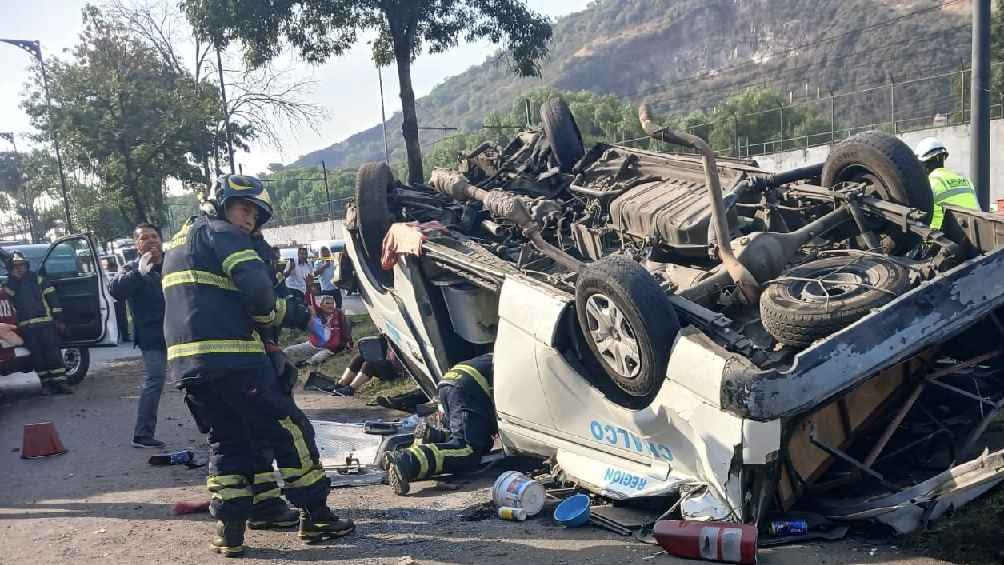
[282,293,350,374]
[385,353,496,495]
[329,335,403,396]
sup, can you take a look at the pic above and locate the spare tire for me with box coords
[760,256,912,348]
[540,98,585,172]
[822,131,932,252]
[355,162,394,262]
[575,255,679,406]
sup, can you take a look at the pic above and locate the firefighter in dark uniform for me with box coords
[386,353,496,495]
[0,251,70,395]
[163,174,354,557]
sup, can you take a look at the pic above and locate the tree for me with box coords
[21,6,216,227]
[110,0,324,188]
[182,0,553,185]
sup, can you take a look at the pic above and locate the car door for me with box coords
[40,234,118,346]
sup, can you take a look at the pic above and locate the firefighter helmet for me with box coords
[201,174,273,228]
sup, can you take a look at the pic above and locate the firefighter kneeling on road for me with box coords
[386,353,496,495]
[0,250,70,395]
[164,174,354,557]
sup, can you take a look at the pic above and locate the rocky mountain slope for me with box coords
[293,0,972,169]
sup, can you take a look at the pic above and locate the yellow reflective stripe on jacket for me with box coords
[19,316,53,327]
[222,249,261,276]
[167,338,265,360]
[170,219,192,247]
[162,270,238,292]
[285,467,326,489]
[448,363,492,397]
[252,297,287,327]
[253,471,277,485]
[42,286,55,296]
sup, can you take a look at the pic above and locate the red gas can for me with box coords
[653,520,758,564]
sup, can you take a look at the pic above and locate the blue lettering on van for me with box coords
[588,420,673,462]
[602,467,648,491]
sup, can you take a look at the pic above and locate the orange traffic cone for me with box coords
[21,421,67,459]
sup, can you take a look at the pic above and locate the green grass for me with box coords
[281,313,414,401]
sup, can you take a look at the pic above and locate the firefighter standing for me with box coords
[386,353,496,495]
[163,175,354,557]
[914,137,981,230]
[0,251,70,395]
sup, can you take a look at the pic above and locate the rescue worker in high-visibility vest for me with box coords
[0,250,70,395]
[385,353,496,495]
[163,175,354,557]
[914,137,981,230]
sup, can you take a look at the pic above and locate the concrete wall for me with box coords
[261,220,345,247]
[754,121,1004,206]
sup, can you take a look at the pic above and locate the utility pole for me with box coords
[321,160,333,221]
[1,39,72,232]
[889,73,897,134]
[971,0,991,211]
[377,65,390,163]
[216,48,235,175]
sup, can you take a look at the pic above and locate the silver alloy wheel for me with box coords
[584,293,641,380]
[62,348,81,378]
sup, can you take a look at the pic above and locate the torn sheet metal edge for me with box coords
[816,447,1004,533]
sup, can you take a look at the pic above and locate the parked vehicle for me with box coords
[0,235,119,384]
[342,98,1004,532]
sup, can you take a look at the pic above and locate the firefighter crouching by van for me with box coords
[386,353,496,495]
[0,250,71,395]
[163,174,354,557]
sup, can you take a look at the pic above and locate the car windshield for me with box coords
[0,244,79,280]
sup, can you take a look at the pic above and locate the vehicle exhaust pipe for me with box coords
[428,168,584,273]
[639,103,761,304]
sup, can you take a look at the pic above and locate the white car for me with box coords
[343,100,1004,533]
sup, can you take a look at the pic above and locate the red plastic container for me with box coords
[653,520,757,564]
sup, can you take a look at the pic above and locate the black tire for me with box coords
[822,131,933,224]
[540,98,585,173]
[575,255,679,406]
[760,256,912,348]
[355,162,394,261]
[63,347,90,385]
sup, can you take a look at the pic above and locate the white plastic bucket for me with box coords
[492,471,546,516]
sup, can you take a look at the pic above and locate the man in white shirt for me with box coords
[312,246,341,308]
[283,247,312,300]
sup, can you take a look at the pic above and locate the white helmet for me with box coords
[914,137,948,162]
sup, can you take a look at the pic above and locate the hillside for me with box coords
[292,0,972,170]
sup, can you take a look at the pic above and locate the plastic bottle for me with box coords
[497,506,527,521]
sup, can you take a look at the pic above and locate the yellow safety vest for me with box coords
[929,168,979,230]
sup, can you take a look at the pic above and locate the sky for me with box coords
[0,0,589,177]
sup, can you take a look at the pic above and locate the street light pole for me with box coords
[971,0,991,211]
[377,65,390,163]
[216,48,236,175]
[1,39,73,232]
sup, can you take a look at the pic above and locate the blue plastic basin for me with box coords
[553,494,590,527]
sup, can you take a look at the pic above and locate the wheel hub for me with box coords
[584,293,641,380]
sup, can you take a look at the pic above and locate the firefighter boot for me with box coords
[210,521,247,557]
[386,451,411,496]
[41,381,74,396]
[248,501,300,530]
[412,419,449,444]
[298,507,355,543]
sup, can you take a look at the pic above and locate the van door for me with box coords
[41,234,117,346]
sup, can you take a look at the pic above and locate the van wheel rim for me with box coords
[62,349,81,375]
[584,293,641,380]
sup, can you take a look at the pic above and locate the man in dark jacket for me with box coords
[110,223,167,449]
[0,250,70,395]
